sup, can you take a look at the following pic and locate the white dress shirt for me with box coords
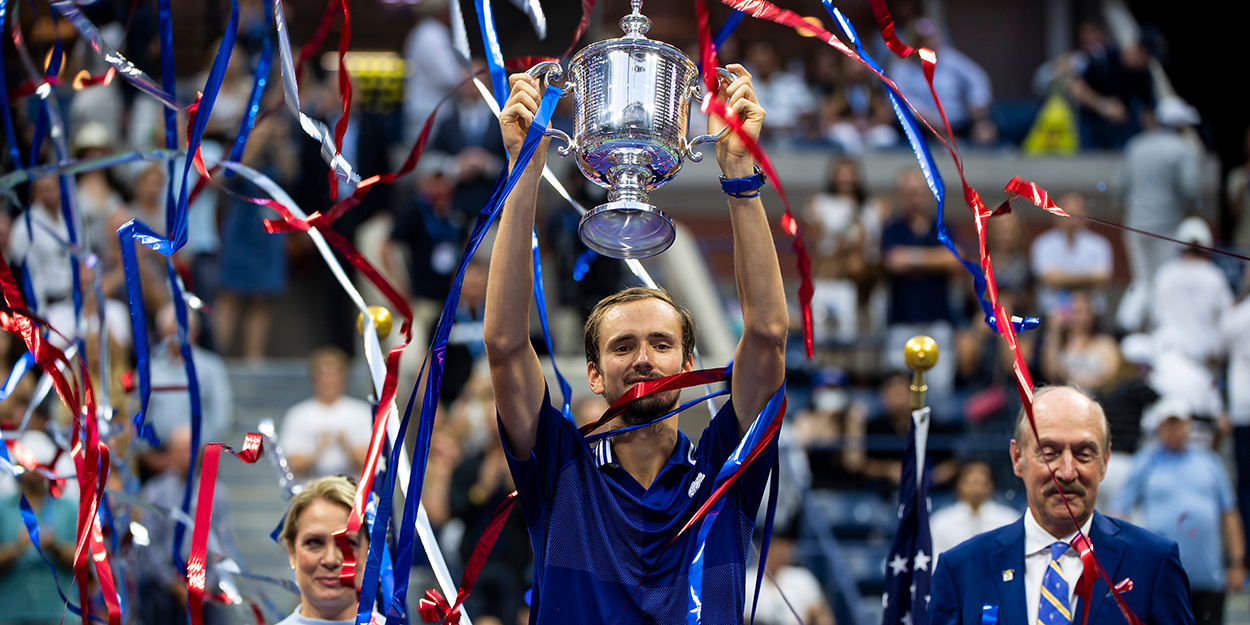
[1024,510,1094,625]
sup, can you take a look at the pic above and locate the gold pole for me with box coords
[903,335,939,412]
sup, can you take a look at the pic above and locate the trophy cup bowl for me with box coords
[527,1,735,259]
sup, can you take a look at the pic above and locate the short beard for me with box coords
[607,386,681,428]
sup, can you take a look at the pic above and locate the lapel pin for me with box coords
[1002,569,1014,582]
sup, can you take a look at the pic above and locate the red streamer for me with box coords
[693,0,814,358]
[188,434,265,625]
[418,492,519,624]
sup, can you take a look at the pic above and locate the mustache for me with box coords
[1041,481,1086,498]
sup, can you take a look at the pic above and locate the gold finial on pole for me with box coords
[904,335,939,412]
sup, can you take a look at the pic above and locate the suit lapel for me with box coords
[1079,512,1125,624]
[992,519,1028,625]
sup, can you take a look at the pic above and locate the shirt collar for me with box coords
[595,430,697,470]
[1024,507,1095,557]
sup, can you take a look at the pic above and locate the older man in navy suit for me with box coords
[929,386,1193,625]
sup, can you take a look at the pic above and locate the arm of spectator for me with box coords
[0,531,30,569]
[1221,300,1250,340]
[339,430,370,472]
[809,599,836,625]
[862,458,902,484]
[279,409,326,478]
[883,245,962,275]
[1223,508,1246,593]
[1066,76,1127,122]
[932,458,959,486]
[841,403,868,475]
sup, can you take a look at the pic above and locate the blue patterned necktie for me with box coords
[1038,541,1073,625]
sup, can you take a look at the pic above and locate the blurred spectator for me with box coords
[403,0,465,146]
[380,154,470,357]
[819,54,898,154]
[887,18,996,146]
[7,176,72,311]
[1121,334,1225,451]
[741,40,817,141]
[1222,281,1250,571]
[743,522,835,625]
[1148,218,1233,365]
[45,264,131,351]
[1065,25,1153,150]
[214,116,297,363]
[805,158,883,344]
[881,169,961,400]
[1040,290,1121,393]
[0,431,77,625]
[573,395,608,429]
[792,368,866,490]
[1115,96,1202,332]
[930,460,1020,559]
[863,373,958,488]
[71,122,127,257]
[985,213,1031,299]
[279,347,372,480]
[428,63,507,217]
[448,411,529,623]
[146,303,233,447]
[194,42,253,138]
[1029,192,1112,316]
[137,425,232,625]
[1110,398,1244,625]
[1226,127,1250,252]
[1031,22,1104,97]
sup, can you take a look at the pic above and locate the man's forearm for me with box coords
[1224,509,1245,566]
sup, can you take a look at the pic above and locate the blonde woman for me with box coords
[277,476,378,625]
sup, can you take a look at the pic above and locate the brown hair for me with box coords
[583,287,696,371]
[308,346,350,376]
[281,475,359,548]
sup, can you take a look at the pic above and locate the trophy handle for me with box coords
[526,61,577,157]
[684,67,739,162]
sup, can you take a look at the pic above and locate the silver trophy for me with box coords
[528,0,735,259]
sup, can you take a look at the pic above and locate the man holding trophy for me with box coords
[482,9,788,620]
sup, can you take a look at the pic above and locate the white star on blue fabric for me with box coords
[913,550,931,572]
[901,610,913,625]
[689,587,702,622]
[910,583,917,599]
[889,554,910,576]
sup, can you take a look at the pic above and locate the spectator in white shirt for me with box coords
[744,522,835,625]
[887,18,997,146]
[930,460,1021,560]
[1149,218,1233,365]
[6,177,73,312]
[279,347,374,480]
[1029,192,1113,316]
[742,40,817,142]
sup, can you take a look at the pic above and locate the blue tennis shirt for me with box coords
[502,386,777,624]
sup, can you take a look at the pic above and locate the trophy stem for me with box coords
[607,165,651,205]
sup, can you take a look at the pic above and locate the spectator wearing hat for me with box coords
[1110,397,1245,625]
[1148,217,1233,365]
[72,122,128,258]
[1115,96,1202,332]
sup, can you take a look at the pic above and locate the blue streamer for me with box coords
[0,0,22,166]
[225,0,274,177]
[473,0,509,108]
[572,248,597,282]
[166,261,204,579]
[0,352,35,401]
[686,384,785,624]
[158,0,179,222]
[382,84,563,625]
[713,10,745,51]
[531,230,573,421]
[115,221,160,446]
[747,455,780,625]
[824,4,1038,333]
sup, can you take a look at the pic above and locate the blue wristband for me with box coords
[720,167,767,196]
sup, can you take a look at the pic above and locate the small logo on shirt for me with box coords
[688,472,705,497]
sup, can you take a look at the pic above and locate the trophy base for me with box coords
[578,200,675,259]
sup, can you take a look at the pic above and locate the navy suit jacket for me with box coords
[929,512,1193,625]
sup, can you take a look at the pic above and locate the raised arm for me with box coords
[483,73,549,458]
[712,65,789,434]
